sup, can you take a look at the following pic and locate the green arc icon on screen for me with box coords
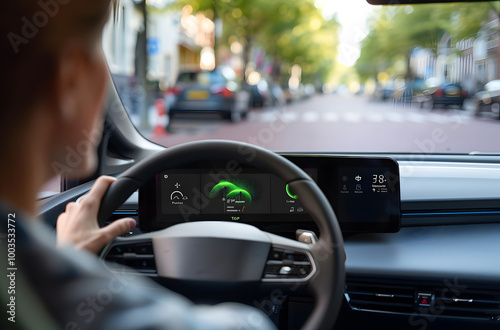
[210,181,252,204]
[286,184,298,199]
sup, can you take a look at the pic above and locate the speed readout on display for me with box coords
[373,174,387,184]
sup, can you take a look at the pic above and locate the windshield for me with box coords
[103,0,500,154]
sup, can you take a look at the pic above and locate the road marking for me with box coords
[365,112,384,122]
[302,112,320,122]
[387,112,405,122]
[281,112,299,122]
[344,112,362,122]
[322,112,339,121]
[259,111,279,122]
[407,112,426,123]
[428,113,448,123]
[248,108,474,125]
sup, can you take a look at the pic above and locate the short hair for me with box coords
[0,0,112,137]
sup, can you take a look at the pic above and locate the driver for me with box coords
[0,0,275,329]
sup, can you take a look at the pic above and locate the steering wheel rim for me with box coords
[97,140,345,330]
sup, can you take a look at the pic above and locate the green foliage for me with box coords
[356,5,453,82]
[355,2,498,82]
[172,0,339,83]
[451,2,499,41]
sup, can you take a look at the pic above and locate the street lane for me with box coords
[145,94,500,153]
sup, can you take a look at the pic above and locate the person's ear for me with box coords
[54,40,87,124]
[49,40,108,179]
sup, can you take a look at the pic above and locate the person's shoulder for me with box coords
[0,202,275,330]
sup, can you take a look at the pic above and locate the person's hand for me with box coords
[57,176,136,254]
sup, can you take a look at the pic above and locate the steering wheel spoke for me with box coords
[262,235,316,283]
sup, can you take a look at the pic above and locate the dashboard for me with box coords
[38,153,500,330]
[138,156,401,234]
[104,154,498,329]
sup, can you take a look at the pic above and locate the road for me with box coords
[145,94,500,154]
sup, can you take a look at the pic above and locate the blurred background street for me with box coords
[142,93,500,153]
[101,0,500,154]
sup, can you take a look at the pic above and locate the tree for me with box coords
[356,5,455,82]
[452,2,497,41]
[171,0,339,84]
[135,0,149,129]
[452,2,500,79]
[356,2,500,82]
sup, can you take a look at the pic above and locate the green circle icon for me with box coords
[286,184,298,199]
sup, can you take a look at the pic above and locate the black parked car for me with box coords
[246,78,271,108]
[166,68,250,124]
[421,82,467,109]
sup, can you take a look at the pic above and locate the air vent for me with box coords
[103,240,157,275]
[346,282,500,321]
[345,283,415,313]
[433,288,500,320]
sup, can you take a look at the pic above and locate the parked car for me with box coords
[404,78,427,103]
[473,79,500,119]
[304,83,316,98]
[287,83,306,102]
[420,82,467,109]
[245,78,270,108]
[373,81,395,101]
[166,68,249,124]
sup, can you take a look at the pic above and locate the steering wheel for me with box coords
[97,140,345,330]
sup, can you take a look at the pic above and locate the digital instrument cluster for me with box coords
[139,156,401,233]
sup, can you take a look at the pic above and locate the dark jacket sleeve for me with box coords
[4,219,276,330]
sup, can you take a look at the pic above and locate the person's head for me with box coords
[0,0,113,179]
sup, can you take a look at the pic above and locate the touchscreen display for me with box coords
[336,167,392,223]
[159,173,272,215]
[139,156,400,233]
[158,169,317,217]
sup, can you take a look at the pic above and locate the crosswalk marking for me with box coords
[258,111,279,122]
[344,112,363,122]
[322,112,339,121]
[387,113,405,122]
[428,113,449,123]
[282,112,299,122]
[302,112,320,122]
[365,113,384,122]
[407,112,426,123]
[250,109,473,125]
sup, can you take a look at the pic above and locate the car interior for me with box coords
[36,0,500,329]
